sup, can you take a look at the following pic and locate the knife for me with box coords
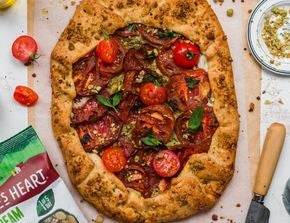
[245,123,286,223]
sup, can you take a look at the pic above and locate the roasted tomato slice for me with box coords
[114,24,139,38]
[137,24,178,47]
[13,85,38,106]
[76,113,122,152]
[173,41,200,68]
[176,146,205,165]
[71,96,108,125]
[117,92,140,123]
[167,69,210,111]
[133,105,174,144]
[97,38,126,77]
[123,44,156,72]
[102,147,127,172]
[116,150,168,198]
[73,54,109,96]
[140,82,167,105]
[175,106,218,148]
[96,37,118,64]
[156,47,186,77]
[116,136,135,158]
[153,150,181,178]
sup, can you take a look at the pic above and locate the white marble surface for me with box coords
[0,0,28,141]
[261,68,290,222]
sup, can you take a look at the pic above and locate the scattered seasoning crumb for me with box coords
[80,199,84,203]
[270,59,275,64]
[241,0,244,2]
[244,47,247,51]
[236,203,241,207]
[94,214,104,223]
[220,205,223,208]
[212,214,218,221]
[71,1,76,6]
[264,99,273,105]
[256,96,260,100]
[41,8,48,15]
[220,216,225,219]
[262,90,266,94]
[278,99,284,104]
[64,4,68,10]
[248,9,252,14]
[54,163,58,167]
[32,73,36,78]
[227,8,234,17]
[248,102,255,112]
[213,0,224,5]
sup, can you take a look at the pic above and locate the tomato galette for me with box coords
[51,0,239,222]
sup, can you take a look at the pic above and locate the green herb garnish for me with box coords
[188,107,203,131]
[141,135,162,146]
[143,72,160,84]
[158,31,178,40]
[153,79,161,87]
[96,92,122,112]
[128,24,137,32]
[185,77,200,89]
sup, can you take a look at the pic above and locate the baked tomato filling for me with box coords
[70,23,219,198]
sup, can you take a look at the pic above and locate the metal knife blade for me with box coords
[245,199,270,223]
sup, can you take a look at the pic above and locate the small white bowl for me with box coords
[247,0,290,75]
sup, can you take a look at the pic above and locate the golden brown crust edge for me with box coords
[50,0,239,222]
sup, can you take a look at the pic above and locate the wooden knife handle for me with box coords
[253,123,286,196]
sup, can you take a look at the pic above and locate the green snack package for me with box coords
[0,126,88,223]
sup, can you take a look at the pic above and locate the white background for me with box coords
[0,0,28,141]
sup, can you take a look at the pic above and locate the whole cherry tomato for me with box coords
[173,42,200,68]
[12,35,38,64]
[140,82,167,105]
[96,37,118,64]
[13,85,38,106]
[153,150,180,178]
[102,147,127,172]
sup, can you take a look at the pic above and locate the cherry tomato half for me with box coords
[12,35,38,64]
[173,42,200,68]
[96,37,118,64]
[153,150,180,178]
[140,82,167,105]
[102,147,127,173]
[13,85,38,106]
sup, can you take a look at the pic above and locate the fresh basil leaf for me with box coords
[143,72,159,84]
[158,31,178,40]
[128,24,137,32]
[189,107,203,131]
[96,95,113,108]
[112,92,122,107]
[141,135,162,146]
[153,79,161,87]
[185,77,200,89]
